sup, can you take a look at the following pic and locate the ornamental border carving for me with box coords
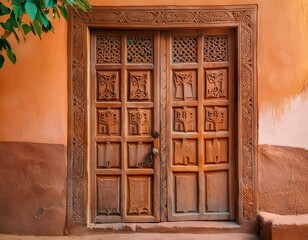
[68,5,257,228]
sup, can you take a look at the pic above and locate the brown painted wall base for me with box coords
[259,145,308,215]
[0,142,67,235]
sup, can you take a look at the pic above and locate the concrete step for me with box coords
[258,211,308,240]
[0,233,259,240]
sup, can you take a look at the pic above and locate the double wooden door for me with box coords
[90,29,235,223]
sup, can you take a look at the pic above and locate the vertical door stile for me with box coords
[228,30,236,220]
[166,31,173,222]
[121,33,127,222]
[153,31,161,222]
[197,32,205,217]
[160,31,168,222]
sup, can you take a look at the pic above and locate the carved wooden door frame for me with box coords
[67,5,258,231]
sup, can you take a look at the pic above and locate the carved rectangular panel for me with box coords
[128,109,152,135]
[127,37,153,63]
[173,107,197,132]
[204,36,228,62]
[205,138,228,164]
[173,139,197,165]
[172,37,197,63]
[127,176,152,216]
[204,107,228,131]
[205,69,227,99]
[174,173,198,213]
[97,71,120,101]
[128,71,151,101]
[96,36,121,64]
[97,108,121,135]
[128,142,153,168]
[97,142,121,168]
[97,176,121,215]
[205,171,228,212]
[173,70,197,101]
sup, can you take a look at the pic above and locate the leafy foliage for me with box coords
[0,0,91,69]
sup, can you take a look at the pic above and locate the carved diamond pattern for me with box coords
[129,71,151,100]
[204,36,228,62]
[127,37,153,63]
[172,37,197,63]
[205,70,227,98]
[96,37,121,63]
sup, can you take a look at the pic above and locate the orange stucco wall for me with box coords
[0,0,308,148]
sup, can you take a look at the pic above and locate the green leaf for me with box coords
[52,7,60,19]
[30,22,36,35]
[22,23,32,35]
[33,20,41,39]
[12,29,20,43]
[2,38,12,50]
[0,39,4,51]
[25,2,37,20]
[1,19,14,32]
[6,49,16,64]
[12,0,21,5]
[0,55,5,68]
[0,2,10,16]
[58,5,68,20]
[37,10,49,28]
[12,5,21,17]
[46,0,56,8]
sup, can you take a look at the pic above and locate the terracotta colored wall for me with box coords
[0,0,308,236]
[1,0,308,147]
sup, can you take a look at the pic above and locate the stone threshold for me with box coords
[88,221,256,234]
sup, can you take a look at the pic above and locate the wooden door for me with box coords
[90,30,160,223]
[166,30,236,221]
[90,29,236,223]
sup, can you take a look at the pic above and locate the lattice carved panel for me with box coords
[97,71,120,101]
[204,36,228,62]
[205,69,227,98]
[172,37,197,63]
[96,37,121,63]
[127,37,153,63]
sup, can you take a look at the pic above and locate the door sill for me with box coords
[88,221,255,234]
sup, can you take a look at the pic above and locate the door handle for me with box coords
[143,148,160,166]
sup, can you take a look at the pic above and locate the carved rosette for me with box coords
[69,6,256,226]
